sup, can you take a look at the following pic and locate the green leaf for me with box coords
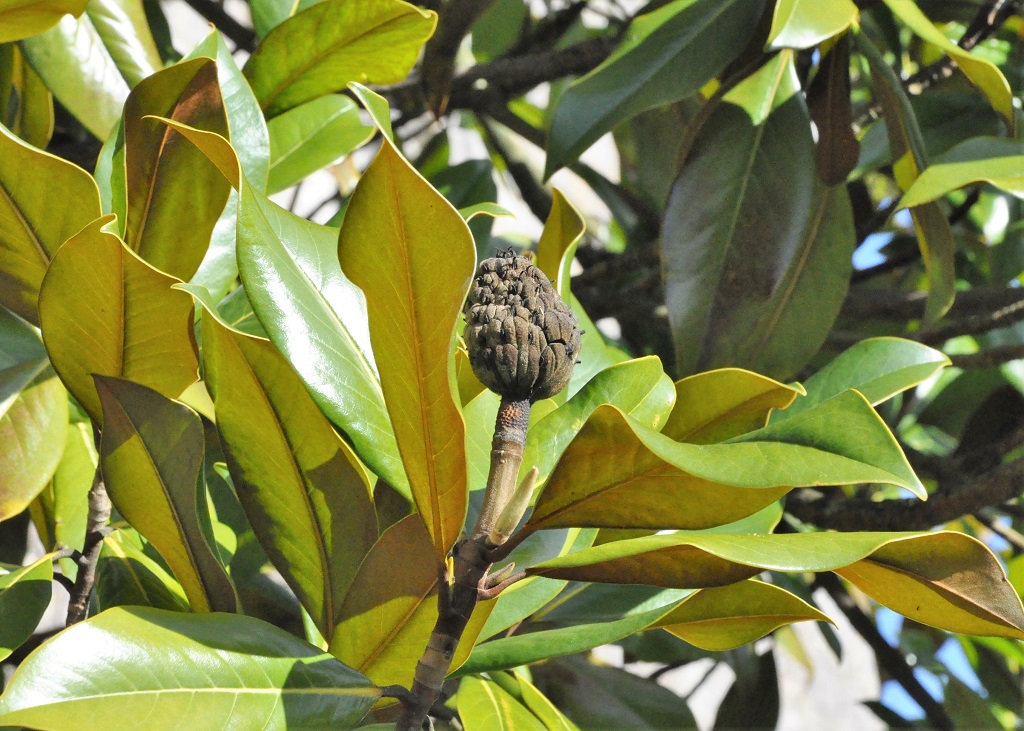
[0,121,102,324]
[37,216,199,423]
[95,376,236,613]
[0,307,67,521]
[662,368,802,443]
[858,30,954,323]
[544,0,765,176]
[328,515,494,688]
[123,58,230,281]
[188,285,377,638]
[20,13,129,139]
[339,135,473,560]
[767,0,858,49]
[899,138,1024,209]
[458,678,547,731]
[459,601,678,676]
[249,0,319,38]
[522,389,923,536]
[0,606,379,729]
[0,553,53,661]
[654,580,832,651]
[347,81,393,141]
[520,356,676,490]
[882,0,1014,130]
[243,0,436,117]
[30,421,94,579]
[663,50,855,379]
[713,647,779,730]
[85,0,161,87]
[0,0,89,43]
[514,671,580,731]
[93,528,189,612]
[140,119,410,497]
[528,530,1024,639]
[773,337,949,422]
[0,44,54,149]
[267,94,373,194]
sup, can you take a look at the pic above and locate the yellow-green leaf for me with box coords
[123,58,231,281]
[0,122,101,324]
[662,368,802,443]
[188,285,376,638]
[339,137,473,560]
[37,216,199,423]
[243,0,436,117]
[654,580,832,651]
[458,677,546,731]
[95,376,237,613]
[528,531,1024,640]
[0,0,89,43]
[767,0,857,49]
[535,188,584,297]
[0,44,54,149]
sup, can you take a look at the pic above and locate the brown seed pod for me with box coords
[463,250,581,402]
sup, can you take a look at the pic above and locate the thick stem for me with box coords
[396,397,530,729]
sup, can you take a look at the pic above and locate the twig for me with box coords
[950,345,1024,369]
[66,437,111,626]
[841,286,1024,322]
[179,0,256,51]
[478,115,552,222]
[919,298,1024,345]
[421,0,497,115]
[973,511,1024,554]
[815,573,954,731]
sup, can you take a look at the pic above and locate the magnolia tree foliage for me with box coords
[0,0,1022,729]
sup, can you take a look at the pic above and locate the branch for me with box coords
[179,0,256,52]
[815,573,954,731]
[66,443,110,625]
[950,345,1024,369]
[421,0,497,115]
[918,297,1024,345]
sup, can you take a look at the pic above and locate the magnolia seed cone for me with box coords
[464,251,581,401]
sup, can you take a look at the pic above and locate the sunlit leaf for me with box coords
[899,138,1024,208]
[339,135,473,560]
[535,188,584,297]
[0,122,101,324]
[38,216,198,423]
[0,607,379,730]
[0,44,54,148]
[458,677,546,731]
[93,528,189,612]
[0,0,89,43]
[95,376,236,613]
[188,285,376,637]
[767,0,857,49]
[662,368,802,443]
[85,0,161,87]
[244,0,436,117]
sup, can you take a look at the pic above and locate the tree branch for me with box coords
[66,442,110,625]
[421,0,497,115]
[179,0,256,52]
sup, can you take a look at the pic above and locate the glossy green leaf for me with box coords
[0,553,52,661]
[654,580,832,651]
[521,356,676,490]
[807,34,859,185]
[339,136,473,560]
[328,515,494,687]
[93,528,189,612]
[882,0,1014,130]
[663,51,854,379]
[243,0,436,117]
[522,389,923,536]
[458,678,546,731]
[773,337,949,422]
[31,421,94,579]
[662,368,802,443]
[250,0,319,38]
[145,118,410,497]
[767,0,857,49]
[20,14,128,139]
[0,0,89,43]
[189,285,376,637]
[0,307,67,521]
[0,122,102,324]
[544,0,765,176]
[123,58,230,281]
[535,188,584,297]
[347,81,393,141]
[528,531,1024,639]
[85,0,161,87]
[95,376,236,613]
[267,94,373,194]
[0,44,54,149]
[0,607,379,729]
[38,216,199,423]
[899,138,1024,209]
